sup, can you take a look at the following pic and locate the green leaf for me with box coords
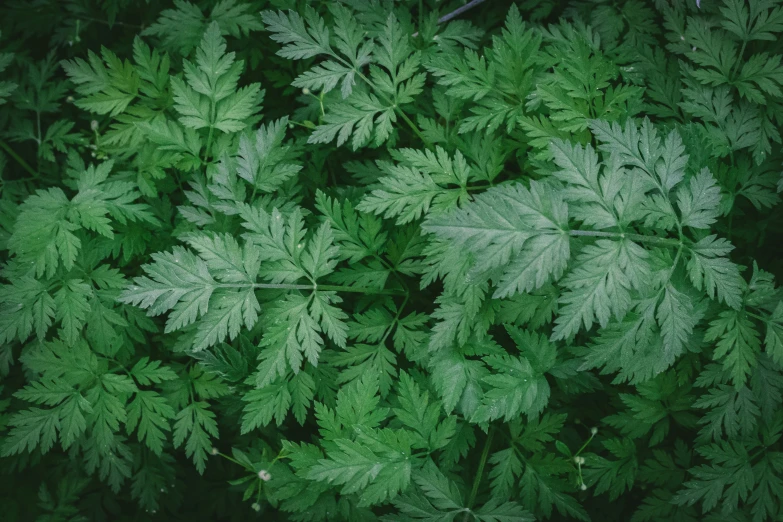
[489,447,523,498]
[672,441,754,514]
[474,497,535,522]
[584,438,638,501]
[262,8,333,60]
[143,0,263,55]
[130,357,178,386]
[677,168,722,229]
[553,239,650,341]
[236,117,301,193]
[1,407,61,456]
[394,372,455,451]
[424,181,569,297]
[173,401,219,474]
[686,235,745,310]
[126,390,175,455]
[706,310,761,387]
[62,48,139,116]
[307,431,414,506]
[172,22,262,133]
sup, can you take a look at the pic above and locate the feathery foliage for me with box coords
[1,1,783,521]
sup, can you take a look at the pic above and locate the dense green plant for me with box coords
[1,0,783,521]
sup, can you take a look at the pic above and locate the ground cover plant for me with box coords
[1,0,783,520]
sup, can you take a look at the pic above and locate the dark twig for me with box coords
[413,0,489,36]
[438,0,488,24]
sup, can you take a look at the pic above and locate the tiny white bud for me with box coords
[580,483,587,491]
[90,120,99,131]
[302,88,311,95]
[590,427,598,435]
[251,502,261,512]
[680,35,685,41]
[258,469,271,481]
[573,456,585,465]
[211,447,219,455]
[66,95,75,103]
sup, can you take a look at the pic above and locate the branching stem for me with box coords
[439,0,488,25]
[464,427,494,520]
[568,229,681,247]
[214,282,406,296]
[0,140,39,179]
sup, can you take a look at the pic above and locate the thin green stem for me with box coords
[465,427,494,518]
[36,111,42,146]
[379,294,410,346]
[749,446,768,463]
[568,229,682,247]
[745,310,768,323]
[574,431,596,457]
[731,40,748,79]
[396,108,430,145]
[0,140,39,179]
[216,451,245,468]
[203,97,216,165]
[466,184,493,192]
[204,126,214,164]
[319,283,406,295]
[208,282,406,296]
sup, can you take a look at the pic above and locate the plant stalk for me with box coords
[0,140,39,179]
[464,427,494,521]
[211,282,406,296]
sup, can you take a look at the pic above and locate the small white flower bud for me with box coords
[66,96,75,103]
[211,447,219,455]
[258,469,271,481]
[590,427,598,435]
[302,88,311,95]
[90,120,99,131]
[573,456,585,465]
[580,483,587,491]
[251,502,261,512]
